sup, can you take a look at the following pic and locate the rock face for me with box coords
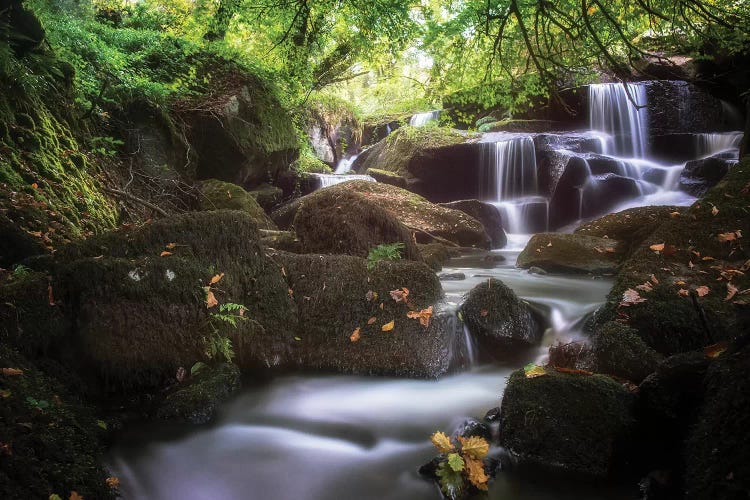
[275,252,460,377]
[499,369,636,479]
[179,75,299,187]
[199,179,277,229]
[440,200,507,249]
[679,154,737,197]
[460,278,542,357]
[516,233,624,275]
[305,95,361,166]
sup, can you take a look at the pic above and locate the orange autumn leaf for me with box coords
[389,287,409,304]
[367,317,377,325]
[718,232,738,242]
[105,477,120,488]
[209,273,225,285]
[458,435,490,460]
[31,182,38,189]
[695,286,710,297]
[704,342,729,359]
[678,289,690,297]
[204,287,218,308]
[165,242,177,250]
[350,327,361,343]
[465,457,489,490]
[1,368,23,376]
[407,306,433,327]
[159,251,172,257]
[381,320,395,332]
[649,243,665,252]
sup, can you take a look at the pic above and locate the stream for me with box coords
[108,237,632,500]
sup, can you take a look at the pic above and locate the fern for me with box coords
[367,242,404,271]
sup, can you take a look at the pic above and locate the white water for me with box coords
[312,173,376,189]
[589,83,649,158]
[410,110,441,127]
[481,136,538,200]
[695,131,743,158]
[334,154,360,174]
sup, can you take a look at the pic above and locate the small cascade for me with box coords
[334,154,359,174]
[695,132,743,158]
[409,110,441,127]
[493,197,549,234]
[589,83,648,158]
[311,173,375,189]
[481,136,538,200]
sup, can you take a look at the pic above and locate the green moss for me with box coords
[305,92,362,145]
[377,126,466,176]
[199,179,277,230]
[292,153,332,174]
[592,321,661,383]
[517,233,625,274]
[0,344,115,500]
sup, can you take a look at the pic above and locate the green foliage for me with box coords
[367,242,405,271]
[447,452,465,472]
[205,301,248,363]
[435,460,465,499]
[25,396,51,410]
[11,265,31,279]
[292,153,332,174]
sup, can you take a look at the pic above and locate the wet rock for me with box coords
[581,174,643,218]
[484,407,501,423]
[199,179,277,230]
[592,322,661,383]
[438,272,466,281]
[548,341,595,371]
[460,278,543,358]
[0,214,48,267]
[517,233,624,275]
[419,243,456,272]
[366,168,408,189]
[455,418,492,442]
[247,183,283,210]
[440,199,507,249]
[679,154,737,197]
[275,252,456,378]
[156,363,241,424]
[527,266,547,275]
[499,369,637,479]
[305,95,360,166]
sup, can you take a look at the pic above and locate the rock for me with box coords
[156,363,241,424]
[419,243,456,272]
[362,118,403,146]
[527,266,547,275]
[499,369,637,479]
[199,179,277,230]
[438,272,465,281]
[274,252,459,377]
[366,168,408,188]
[592,158,750,355]
[179,73,299,186]
[440,200,507,249]
[270,198,302,230]
[684,342,750,500]
[477,119,571,133]
[517,233,624,275]
[305,94,361,166]
[484,407,501,423]
[581,174,643,219]
[679,154,737,197]
[247,183,283,210]
[0,344,115,500]
[259,230,303,253]
[460,278,543,358]
[0,213,47,268]
[575,206,683,256]
[632,55,697,81]
[455,418,492,442]
[548,341,595,371]
[592,322,661,383]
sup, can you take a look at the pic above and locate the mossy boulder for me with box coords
[275,252,460,377]
[293,181,491,253]
[460,278,543,358]
[366,168,408,188]
[155,362,241,424]
[440,199,507,249]
[198,179,276,229]
[247,183,283,210]
[0,214,47,267]
[592,157,750,355]
[517,233,625,275]
[499,369,637,480]
[0,344,114,500]
[592,322,662,383]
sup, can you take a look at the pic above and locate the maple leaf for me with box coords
[458,436,489,460]
[695,286,710,297]
[431,431,454,453]
[620,289,647,307]
[367,317,377,325]
[159,251,172,257]
[1,368,23,376]
[105,477,120,488]
[447,452,465,472]
[524,363,547,378]
[209,273,225,285]
[726,283,739,301]
[407,306,433,327]
[204,287,218,308]
[350,327,361,343]
[389,287,409,304]
[465,457,489,490]
[381,320,395,332]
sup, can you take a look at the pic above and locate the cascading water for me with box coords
[409,110,441,127]
[696,131,743,158]
[588,83,648,158]
[312,173,375,189]
[334,154,360,174]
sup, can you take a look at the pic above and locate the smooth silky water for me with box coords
[108,240,632,500]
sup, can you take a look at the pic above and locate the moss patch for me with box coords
[199,179,277,230]
[592,321,661,383]
[517,233,625,275]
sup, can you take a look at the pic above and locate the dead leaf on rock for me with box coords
[367,317,377,325]
[204,287,218,308]
[711,205,719,216]
[105,477,120,488]
[431,431,454,453]
[695,286,710,297]
[704,342,729,359]
[389,287,409,304]
[407,306,433,327]
[718,232,740,243]
[350,327,361,343]
[678,289,690,297]
[726,283,739,301]
[620,288,647,307]
[524,363,547,378]
[381,320,395,332]
[1,368,23,376]
[209,273,225,285]
[159,251,172,257]
[636,282,654,292]
[650,243,665,252]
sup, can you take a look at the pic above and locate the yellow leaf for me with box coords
[430,431,454,453]
[381,320,395,332]
[465,457,489,490]
[350,327,361,343]
[524,363,547,378]
[669,211,681,218]
[204,287,218,308]
[165,242,177,249]
[367,317,377,325]
[458,435,489,459]
[650,243,665,252]
[159,251,172,257]
[209,273,225,285]
[1,368,23,376]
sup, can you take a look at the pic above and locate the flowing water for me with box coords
[410,110,442,127]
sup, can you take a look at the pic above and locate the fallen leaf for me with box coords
[0,389,11,398]
[407,306,433,327]
[350,327,361,343]
[367,317,377,325]
[620,288,647,307]
[165,242,178,249]
[678,289,690,297]
[650,274,659,285]
[524,363,547,378]
[379,302,384,310]
[458,435,489,459]
[389,287,409,304]
[465,457,489,490]
[209,273,225,285]
[447,452,465,472]
[702,256,715,261]
[105,477,120,488]
[675,280,686,286]
[695,286,710,297]
[48,284,55,306]
[431,431,454,453]
[704,342,729,358]
[711,205,719,216]
[726,283,739,301]
[159,251,172,257]
[636,281,654,292]
[31,182,38,189]
[1,368,23,376]
[554,366,593,376]
[294,336,302,341]
[650,243,665,252]
[479,309,489,317]
[204,287,218,308]
[381,320,395,332]
[718,232,738,242]
[365,290,378,302]
[669,211,681,218]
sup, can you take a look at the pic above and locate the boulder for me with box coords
[499,369,637,479]
[679,154,737,197]
[460,278,543,358]
[274,252,462,377]
[366,168,408,188]
[592,322,661,383]
[247,183,283,210]
[0,214,47,267]
[305,94,361,166]
[517,233,624,275]
[362,118,403,146]
[199,179,277,229]
[440,200,507,249]
[155,362,241,424]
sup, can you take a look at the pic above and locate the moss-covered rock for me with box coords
[460,278,542,358]
[259,230,303,253]
[0,344,115,500]
[592,157,750,355]
[248,183,283,210]
[592,322,661,383]
[274,252,459,377]
[499,369,637,480]
[155,362,241,424]
[198,179,277,229]
[366,168,408,188]
[517,233,625,275]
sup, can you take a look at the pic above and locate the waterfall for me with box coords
[334,154,359,174]
[696,132,743,158]
[409,110,441,127]
[481,136,538,201]
[589,83,648,158]
[312,173,376,189]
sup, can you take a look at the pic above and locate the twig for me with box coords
[103,187,169,217]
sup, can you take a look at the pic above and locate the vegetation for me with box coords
[367,242,405,271]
